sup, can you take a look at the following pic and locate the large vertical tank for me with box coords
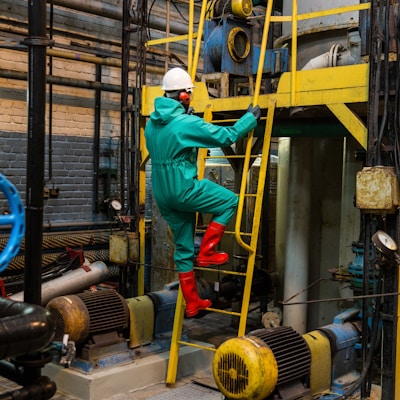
[278,0,360,68]
[275,1,364,331]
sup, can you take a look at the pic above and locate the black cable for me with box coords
[148,1,201,41]
[335,258,384,399]
[375,0,390,165]
[394,12,400,177]
[171,0,199,25]
[147,0,157,41]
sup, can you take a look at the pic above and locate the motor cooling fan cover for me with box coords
[232,0,253,18]
[213,335,278,400]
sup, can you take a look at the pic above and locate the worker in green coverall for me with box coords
[145,67,260,317]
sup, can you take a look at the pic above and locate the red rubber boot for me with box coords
[196,221,228,267]
[179,270,211,317]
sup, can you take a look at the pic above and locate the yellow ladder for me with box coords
[166,100,276,386]
[165,0,276,386]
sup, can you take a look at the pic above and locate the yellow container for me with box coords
[109,231,139,265]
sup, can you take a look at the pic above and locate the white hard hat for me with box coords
[161,67,195,92]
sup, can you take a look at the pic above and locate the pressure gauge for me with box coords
[111,199,122,212]
[372,230,398,256]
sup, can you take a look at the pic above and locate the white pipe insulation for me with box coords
[301,44,360,70]
[10,261,109,306]
[302,30,361,70]
[279,31,361,332]
[282,139,312,334]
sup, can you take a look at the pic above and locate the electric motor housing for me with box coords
[213,335,278,400]
[46,289,129,345]
[213,326,311,399]
[203,17,288,77]
[203,17,253,75]
[213,0,253,18]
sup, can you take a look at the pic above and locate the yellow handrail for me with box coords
[291,0,298,105]
[188,0,194,73]
[190,0,208,80]
[234,0,274,252]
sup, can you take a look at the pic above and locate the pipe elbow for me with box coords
[0,298,56,359]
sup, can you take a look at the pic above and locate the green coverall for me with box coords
[145,96,257,273]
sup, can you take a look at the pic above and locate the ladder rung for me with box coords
[211,116,266,124]
[224,229,251,237]
[205,307,241,317]
[204,154,259,160]
[177,340,217,352]
[194,266,247,276]
[197,227,253,235]
[166,73,277,386]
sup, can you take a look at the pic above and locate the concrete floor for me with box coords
[0,305,383,400]
[0,371,223,400]
[0,306,259,400]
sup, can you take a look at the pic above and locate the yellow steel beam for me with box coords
[142,64,369,114]
[141,64,369,146]
[275,64,369,107]
[327,103,367,150]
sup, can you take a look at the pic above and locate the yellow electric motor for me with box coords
[214,326,312,399]
[212,0,253,19]
[213,335,278,400]
[232,0,253,18]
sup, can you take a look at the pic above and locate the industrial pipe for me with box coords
[0,68,132,94]
[49,0,191,36]
[0,375,56,400]
[282,139,312,334]
[0,297,55,359]
[24,0,48,306]
[10,261,109,305]
[301,31,361,71]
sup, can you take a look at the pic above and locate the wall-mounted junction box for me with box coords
[356,166,400,213]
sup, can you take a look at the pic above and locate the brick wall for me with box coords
[0,0,193,225]
[0,131,123,223]
[0,1,128,224]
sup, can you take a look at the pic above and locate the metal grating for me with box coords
[148,383,221,400]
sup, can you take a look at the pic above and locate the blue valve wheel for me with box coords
[0,174,25,273]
